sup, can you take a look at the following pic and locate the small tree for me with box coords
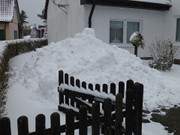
[130,32,144,56]
[149,40,176,71]
[19,10,28,37]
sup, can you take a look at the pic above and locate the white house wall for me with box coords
[47,0,68,42]
[83,5,167,57]
[47,0,180,58]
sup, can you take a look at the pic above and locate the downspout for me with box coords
[88,0,96,28]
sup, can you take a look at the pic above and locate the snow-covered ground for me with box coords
[5,29,180,134]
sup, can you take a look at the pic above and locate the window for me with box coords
[110,21,123,43]
[0,30,5,40]
[14,31,18,39]
[127,22,140,43]
[176,18,180,42]
[110,20,141,44]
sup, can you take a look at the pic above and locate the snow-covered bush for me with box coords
[149,40,176,71]
[130,32,144,56]
[0,38,47,117]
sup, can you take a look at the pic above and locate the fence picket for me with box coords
[95,84,100,92]
[51,112,60,135]
[66,109,74,135]
[103,99,112,135]
[115,93,123,135]
[126,80,134,135]
[76,79,81,108]
[79,106,88,135]
[65,73,70,105]
[0,117,11,135]
[36,114,46,135]
[102,84,108,93]
[110,83,116,95]
[134,83,144,135]
[88,83,93,103]
[59,70,64,104]
[82,81,87,100]
[119,81,125,98]
[92,102,100,135]
[70,76,75,106]
[18,116,29,135]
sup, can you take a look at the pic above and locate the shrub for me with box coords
[149,40,176,71]
[0,38,48,118]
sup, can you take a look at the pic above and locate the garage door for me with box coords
[0,30,5,40]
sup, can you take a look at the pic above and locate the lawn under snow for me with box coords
[5,29,179,135]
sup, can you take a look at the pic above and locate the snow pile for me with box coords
[6,28,180,114]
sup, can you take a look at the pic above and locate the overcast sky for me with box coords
[18,0,46,25]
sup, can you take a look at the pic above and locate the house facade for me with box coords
[0,0,20,40]
[45,0,180,58]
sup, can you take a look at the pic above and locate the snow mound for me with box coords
[7,28,180,114]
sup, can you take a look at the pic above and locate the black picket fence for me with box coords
[0,70,144,135]
[58,70,144,135]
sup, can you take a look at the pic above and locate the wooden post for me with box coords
[51,113,60,135]
[66,109,74,135]
[92,102,100,135]
[79,106,87,135]
[134,83,144,135]
[103,99,112,135]
[17,116,29,135]
[36,114,46,135]
[115,93,123,135]
[0,117,11,135]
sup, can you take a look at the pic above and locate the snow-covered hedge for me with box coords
[0,38,47,117]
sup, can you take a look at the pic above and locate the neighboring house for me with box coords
[0,0,20,40]
[44,0,180,58]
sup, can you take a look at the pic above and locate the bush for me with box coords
[149,40,176,71]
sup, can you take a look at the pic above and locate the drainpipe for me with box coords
[88,0,96,28]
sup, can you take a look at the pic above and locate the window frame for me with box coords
[109,19,143,46]
[109,20,124,44]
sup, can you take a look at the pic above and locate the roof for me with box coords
[0,0,14,22]
[44,0,172,19]
[81,0,172,11]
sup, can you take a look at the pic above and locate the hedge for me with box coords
[0,38,48,117]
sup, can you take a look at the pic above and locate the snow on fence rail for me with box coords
[58,70,144,135]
